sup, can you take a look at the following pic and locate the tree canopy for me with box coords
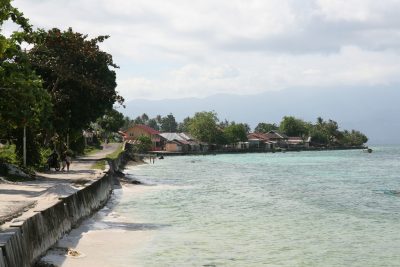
[0,0,52,165]
[188,111,220,143]
[96,108,125,134]
[223,123,248,144]
[160,113,178,132]
[1,3,127,165]
[177,116,191,132]
[254,123,278,133]
[279,116,308,137]
[28,28,124,134]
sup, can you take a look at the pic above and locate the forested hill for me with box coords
[123,85,400,145]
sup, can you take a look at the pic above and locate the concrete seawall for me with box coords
[0,150,130,267]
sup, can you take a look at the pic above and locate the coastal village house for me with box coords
[287,137,309,148]
[119,125,309,153]
[264,130,289,147]
[160,132,208,153]
[122,124,164,151]
[247,130,307,149]
[247,132,276,149]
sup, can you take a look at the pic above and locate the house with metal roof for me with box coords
[247,132,275,149]
[159,132,208,152]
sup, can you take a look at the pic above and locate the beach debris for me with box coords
[119,176,143,185]
[67,248,81,257]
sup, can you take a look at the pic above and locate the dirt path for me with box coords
[0,143,120,228]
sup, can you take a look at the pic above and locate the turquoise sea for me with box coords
[114,146,400,266]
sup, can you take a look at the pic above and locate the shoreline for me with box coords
[38,182,154,267]
[147,145,367,156]
[0,146,371,266]
[0,144,123,267]
[35,155,149,266]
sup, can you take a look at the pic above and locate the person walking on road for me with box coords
[61,150,71,172]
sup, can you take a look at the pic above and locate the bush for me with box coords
[40,147,52,167]
[133,135,153,153]
[0,144,17,164]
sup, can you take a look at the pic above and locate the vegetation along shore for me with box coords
[0,1,369,266]
[0,0,367,181]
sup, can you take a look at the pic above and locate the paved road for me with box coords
[0,143,120,227]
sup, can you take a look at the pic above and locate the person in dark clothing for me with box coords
[47,150,60,171]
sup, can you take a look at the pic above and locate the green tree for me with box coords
[223,123,248,144]
[146,118,159,130]
[324,119,340,144]
[97,109,125,134]
[309,127,329,145]
[140,113,149,124]
[309,117,341,146]
[177,116,192,132]
[28,28,124,137]
[340,130,368,146]
[133,116,144,125]
[242,123,251,134]
[279,116,308,137]
[155,115,162,124]
[134,135,153,153]
[254,122,278,133]
[160,113,178,132]
[188,111,220,143]
[219,119,229,128]
[121,116,133,131]
[0,0,52,166]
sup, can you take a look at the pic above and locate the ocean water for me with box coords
[116,146,400,266]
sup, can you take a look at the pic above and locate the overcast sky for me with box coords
[9,0,400,100]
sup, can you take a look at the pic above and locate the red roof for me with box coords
[135,124,160,135]
[247,132,269,141]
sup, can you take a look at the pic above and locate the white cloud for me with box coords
[8,0,400,100]
[118,46,400,100]
[316,0,375,22]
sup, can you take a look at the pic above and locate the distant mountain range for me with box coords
[122,85,400,145]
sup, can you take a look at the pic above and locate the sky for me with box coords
[7,0,400,101]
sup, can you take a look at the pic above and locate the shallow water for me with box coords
[112,147,400,266]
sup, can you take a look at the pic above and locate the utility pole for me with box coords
[23,125,27,167]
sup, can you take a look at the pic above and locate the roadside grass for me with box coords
[92,160,106,170]
[105,143,123,160]
[0,144,17,165]
[84,145,103,155]
[91,143,123,170]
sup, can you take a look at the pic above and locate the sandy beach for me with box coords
[1,147,159,267]
[39,184,155,267]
